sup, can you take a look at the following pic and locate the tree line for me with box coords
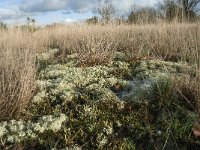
[0,0,199,28]
[87,0,200,24]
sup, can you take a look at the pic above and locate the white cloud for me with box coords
[112,0,133,14]
[0,8,23,20]
[138,0,158,7]
[20,0,68,13]
[65,18,77,23]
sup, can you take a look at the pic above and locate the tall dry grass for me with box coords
[0,22,199,120]
[40,23,200,66]
[0,30,36,120]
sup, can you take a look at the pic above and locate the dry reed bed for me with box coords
[0,23,199,120]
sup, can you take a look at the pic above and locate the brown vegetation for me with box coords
[0,22,199,120]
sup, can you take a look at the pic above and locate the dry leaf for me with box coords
[192,122,200,137]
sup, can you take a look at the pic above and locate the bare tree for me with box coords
[97,0,115,23]
[158,0,200,21]
[158,0,180,21]
[128,6,159,24]
[178,0,200,20]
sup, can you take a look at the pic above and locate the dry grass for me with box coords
[0,22,199,120]
[0,30,36,120]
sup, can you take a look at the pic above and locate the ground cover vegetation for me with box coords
[0,23,200,149]
[0,18,200,149]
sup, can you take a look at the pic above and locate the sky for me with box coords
[0,0,158,25]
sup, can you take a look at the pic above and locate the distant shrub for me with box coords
[0,22,7,30]
[86,16,99,25]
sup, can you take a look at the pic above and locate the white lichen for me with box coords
[0,114,67,143]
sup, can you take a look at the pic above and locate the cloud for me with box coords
[0,0,158,21]
[20,0,68,13]
[19,0,158,14]
[19,0,96,13]
[65,18,77,23]
[0,8,23,20]
[112,0,133,15]
[71,0,97,13]
[138,0,158,7]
